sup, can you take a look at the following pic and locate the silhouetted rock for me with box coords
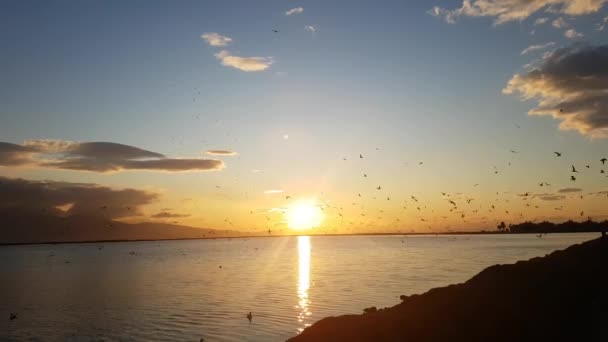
[289,237,608,342]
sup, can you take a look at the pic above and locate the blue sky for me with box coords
[1,0,607,232]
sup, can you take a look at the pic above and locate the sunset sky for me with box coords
[1,0,607,234]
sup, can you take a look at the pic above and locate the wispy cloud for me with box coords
[534,17,549,25]
[264,189,284,194]
[558,187,582,193]
[552,17,568,28]
[214,50,273,72]
[521,42,555,55]
[201,32,233,47]
[504,44,608,137]
[205,150,238,156]
[564,28,583,38]
[305,25,316,33]
[285,7,304,16]
[0,140,225,172]
[151,211,191,219]
[429,0,607,25]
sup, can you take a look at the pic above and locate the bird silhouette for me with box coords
[571,165,578,173]
[9,313,17,321]
[247,312,253,322]
[272,29,279,33]
[570,175,577,181]
[601,158,607,165]
[554,152,562,157]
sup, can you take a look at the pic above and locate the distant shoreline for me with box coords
[0,230,599,247]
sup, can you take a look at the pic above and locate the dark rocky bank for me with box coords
[289,236,608,342]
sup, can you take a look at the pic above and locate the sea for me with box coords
[0,233,599,341]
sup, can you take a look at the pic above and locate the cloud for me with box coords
[0,176,157,219]
[558,187,582,193]
[214,50,273,72]
[285,7,304,16]
[564,28,584,38]
[552,17,568,28]
[429,0,608,25]
[151,211,191,219]
[201,32,233,47]
[521,42,555,55]
[535,17,549,25]
[538,194,566,201]
[305,25,316,33]
[597,16,608,30]
[0,142,38,166]
[264,189,284,194]
[503,44,608,137]
[0,140,225,172]
[205,150,238,156]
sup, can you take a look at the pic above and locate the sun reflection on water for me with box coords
[296,236,312,332]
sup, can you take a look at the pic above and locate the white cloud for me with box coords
[534,17,549,25]
[305,25,316,33]
[564,28,583,38]
[429,0,608,25]
[286,7,304,16]
[214,50,273,72]
[552,17,568,28]
[264,189,284,194]
[201,32,233,47]
[521,42,555,55]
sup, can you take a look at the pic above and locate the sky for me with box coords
[1,0,607,235]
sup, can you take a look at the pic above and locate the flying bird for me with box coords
[272,29,279,33]
[554,152,562,157]
[601,158,607,165]
[570,175,576,181]
[247,312,253,322]
[9,313,17,321]
[571,165,578,173]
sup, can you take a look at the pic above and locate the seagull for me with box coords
[247,312,253,322]
[554,152,562,157]
[571,165,578,173]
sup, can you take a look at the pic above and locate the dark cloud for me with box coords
[0,142,37,166]
[0,176,157,219]
[558,187,582,193]
[0,140,225,172]
[538,194,566,201]
[504,44,608,137]
[151,212,191,219]
[205,150,238,156]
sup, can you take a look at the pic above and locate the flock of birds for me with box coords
[239,148,608,236]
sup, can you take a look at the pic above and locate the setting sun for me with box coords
[286,200,324,231]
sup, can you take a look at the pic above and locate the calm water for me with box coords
[0,233,598,341]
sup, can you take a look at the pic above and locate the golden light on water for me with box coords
[286,200,324,231]
[296,235,312,332]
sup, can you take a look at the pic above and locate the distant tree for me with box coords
[497,221,507,233]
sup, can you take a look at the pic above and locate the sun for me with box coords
[286,200,324,231]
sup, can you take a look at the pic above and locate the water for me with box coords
[0,233,598,341]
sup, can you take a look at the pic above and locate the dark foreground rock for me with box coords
[289,237,608,342]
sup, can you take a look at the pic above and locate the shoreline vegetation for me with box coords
[289,236,608,341]
[1,219,606,246]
